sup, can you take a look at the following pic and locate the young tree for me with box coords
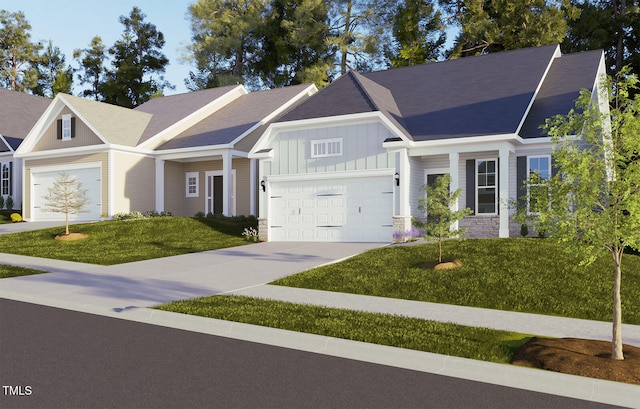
[102,7,171,107]
[43,173,90,236]
[415,174,472,263]
[526,69,640,360]
[33,40,74,97]
[74,36,107,100]
[0,10,42,92]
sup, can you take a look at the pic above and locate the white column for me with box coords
[155,158,165,212]
[399,148,410,216]
[499,146,510,238]
[448,151,460,231]
[249,158,256,216]
[222,150,232,216]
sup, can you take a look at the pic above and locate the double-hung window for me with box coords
[310,138,342,158]
[62,114,72,141]
[1,163,10,197]
[527,156,551,214]
[476,159,497,214]
[185,172,199,197]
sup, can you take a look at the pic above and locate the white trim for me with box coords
[30,161,102,174]
[204,169,236,216]
[108,150,114,218]
[185,171,199,198]
[526,154,551,215]
[265,169,395,183]
[249,159,256,216]
[15,144,109,159]
[61,114,72,141]
[408,138,517,156]
[155,159,165,212]
[310,138,343,158]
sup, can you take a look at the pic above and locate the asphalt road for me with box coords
[0,299,622,409]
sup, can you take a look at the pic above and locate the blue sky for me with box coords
[9,0,194,95]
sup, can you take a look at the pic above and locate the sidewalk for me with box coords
[1,242,639,408]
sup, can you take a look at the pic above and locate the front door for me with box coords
[205,170,236,216]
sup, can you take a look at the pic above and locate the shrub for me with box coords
[242,227,258,242]
[10,213,22,223]
[520,223,529,237]
[6,196,13,210]
[0,196,4,210]
[113,211,146,221]
[194,211,205,219]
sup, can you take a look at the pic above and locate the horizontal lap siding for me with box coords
[24,152,109,220]
[164,161,184,216]
[112,152,155,214]
[33,107,104,151]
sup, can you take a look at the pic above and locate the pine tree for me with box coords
[33,40,73,97]
[74,36,107,101]
[0,10,42,92]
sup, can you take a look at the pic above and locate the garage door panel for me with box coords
[270,175,393,242]
[32,168,101,221]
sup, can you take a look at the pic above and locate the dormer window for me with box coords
[57,114,75,141]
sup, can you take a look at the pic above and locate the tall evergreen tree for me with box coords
[0,10,41,92]
[102,7,171,107]
[74,36,107,101]
[386,0,446,67]
[186,0,266,90]
[439,0,578,57]
[256,0,332,88]
[33,40,74,97]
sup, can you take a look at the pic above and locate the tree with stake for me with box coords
[43,173,89,236]
[415,174,472,264]
[525,69,640,360]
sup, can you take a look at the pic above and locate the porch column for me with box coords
[222,150,232,216]
[448,151,459,231]
[155,158,165,212]
[499,146,510,238]
[249,158,256,216]
[398,148,410,216]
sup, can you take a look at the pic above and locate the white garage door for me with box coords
[32,167,102,221]
[269,175,393,242]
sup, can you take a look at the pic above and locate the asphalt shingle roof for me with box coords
[0,89,50,151]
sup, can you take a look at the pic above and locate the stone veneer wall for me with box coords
[258,218,269,242]
[459,216,527,238]
[392,215,413,242]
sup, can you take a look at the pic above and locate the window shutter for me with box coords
[466,159,475,214]
[56,119,62,139]
[516,156,527,210]
[71,117,76,138]
[551,156,559,177]
[8,161,12,196]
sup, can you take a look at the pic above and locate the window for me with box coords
[185,172,199,197]
[476,159,497,214]
[1,163,10,197]
[311,138,342,158]
[527,156,551,214]
[62,114,72,141]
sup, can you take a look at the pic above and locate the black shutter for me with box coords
[516,156,527,210]
[70,117,76,138]
[466,159,475,214]
[56,119,62,139]
[8,161,12,196]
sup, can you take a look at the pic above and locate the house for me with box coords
[249,45,607,242]
[0,89,51,211]
[14,84,316,221]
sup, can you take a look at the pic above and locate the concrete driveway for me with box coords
[0,242,384,311]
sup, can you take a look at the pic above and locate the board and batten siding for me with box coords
[33,107,104,152]
[264,122,397,177]
[112,151,156,214]
[23,152,109,220]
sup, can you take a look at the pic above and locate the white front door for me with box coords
[205,170,236,216]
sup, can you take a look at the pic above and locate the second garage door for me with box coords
[31,167,102,221]
[269,175,393,242]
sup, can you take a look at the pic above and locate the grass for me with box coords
[0,216,256,265]
[272,239,640,325]
[0,210,18,224]
[0,264,48,279]
[156,295,531,364]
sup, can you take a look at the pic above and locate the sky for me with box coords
[7,0,195,95]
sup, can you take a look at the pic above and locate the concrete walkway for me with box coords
[0,239,639,407]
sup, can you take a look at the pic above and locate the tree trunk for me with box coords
[611,249,624,360]
[438,239,443,263]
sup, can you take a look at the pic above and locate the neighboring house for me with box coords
[249,45,608,242]
[0,89,51,211]
[14,84,316,221]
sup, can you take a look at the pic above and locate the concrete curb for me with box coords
[2,290,639,409]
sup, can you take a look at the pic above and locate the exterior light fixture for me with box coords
[261,180,266,192]
[394,172,400,186]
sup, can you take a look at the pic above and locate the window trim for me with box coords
[526,155,551,215]
[61,114,72,141]
[185,172,199,198]
[1,162,10,197]
[475,158,498,215]
[310,138,343,158]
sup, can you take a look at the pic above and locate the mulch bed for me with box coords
[511,337,640,385]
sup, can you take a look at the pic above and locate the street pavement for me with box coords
[0,222,639,407]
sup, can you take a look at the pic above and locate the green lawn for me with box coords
[0,264,48,279]
[156,295,531,364]
[0,216,256,265]
[272,239,640,325]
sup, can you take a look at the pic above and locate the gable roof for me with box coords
[135,85,241,146]
[155,84,315,152]
[273,45,602,143]
[519,49,604,138]
[0,89,50,151]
